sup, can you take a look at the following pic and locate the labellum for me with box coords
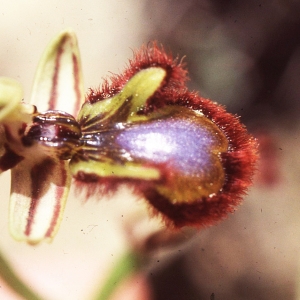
[26,43,257,229]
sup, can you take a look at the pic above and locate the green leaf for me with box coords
[0,248,43,300]
[93,251,141,300]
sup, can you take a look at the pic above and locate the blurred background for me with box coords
[1,0,300,299]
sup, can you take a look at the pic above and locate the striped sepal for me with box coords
[30,29,85,116]
[9,158,71,244]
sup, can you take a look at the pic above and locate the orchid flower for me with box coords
[0,29,257,248]
[0,30,85,244]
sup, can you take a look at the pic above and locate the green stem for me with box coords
[94,251,142,300]
[0,248,44,300]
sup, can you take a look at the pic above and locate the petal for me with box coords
[70,159,160,181]
[78,67,166,124]
[30,29,85,115]
[9,158,71,244]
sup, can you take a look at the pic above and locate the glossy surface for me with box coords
[116,111,226,174]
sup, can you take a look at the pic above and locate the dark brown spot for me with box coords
[0,144,24,171]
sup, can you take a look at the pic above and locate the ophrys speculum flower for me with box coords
[0,31,257,244]
[67,46,257,229]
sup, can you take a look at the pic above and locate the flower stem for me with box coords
[94,251,142,300]
[0,248,44,300]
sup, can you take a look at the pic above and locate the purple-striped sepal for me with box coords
[10,159,71,244]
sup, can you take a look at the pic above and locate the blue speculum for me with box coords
[112,106,229,204]
[116,114,225,175]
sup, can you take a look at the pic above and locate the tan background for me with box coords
[1,1,300,300]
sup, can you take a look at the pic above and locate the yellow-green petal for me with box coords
[70,159,160,180]
[78,67,166,125]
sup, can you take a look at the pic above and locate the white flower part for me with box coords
[30,29,85,116]
[10,159,71,244]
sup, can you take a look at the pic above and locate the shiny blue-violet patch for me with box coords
[116,116,226,175]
